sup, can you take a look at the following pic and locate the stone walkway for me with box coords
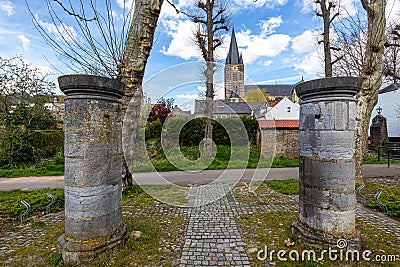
[180,184,250,267]
[1,182,400,265]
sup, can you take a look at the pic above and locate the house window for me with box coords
[287,107,291,112]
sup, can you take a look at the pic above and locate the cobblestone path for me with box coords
[180,184,251,267]
[356,203,400,239]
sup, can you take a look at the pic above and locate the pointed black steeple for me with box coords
[226,27,243,65]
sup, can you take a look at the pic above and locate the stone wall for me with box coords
[260,128,299,158]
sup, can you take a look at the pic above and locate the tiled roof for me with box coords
[195,100,264,115]
[259,120,299,129]
[244,84,295,97]
[267,100,281,107]
[379,83,400,94]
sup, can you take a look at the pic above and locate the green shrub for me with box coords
[159,117,259,146]
[145,119,162,141]
[0,105,63,167]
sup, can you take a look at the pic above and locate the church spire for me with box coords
[226,27,243,65]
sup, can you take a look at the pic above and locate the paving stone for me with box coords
[179,184,250,267]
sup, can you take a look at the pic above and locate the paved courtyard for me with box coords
[1,175,400,265]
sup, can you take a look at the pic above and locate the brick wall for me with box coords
[260,128,299,158]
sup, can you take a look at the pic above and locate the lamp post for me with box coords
[377,106,382,115]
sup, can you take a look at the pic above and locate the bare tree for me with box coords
[383,22,400,82]
[315,0,343,77]
[191,0,229,154]
[119,0,163,186]
[355,0,387,184]
[28,0,133,77]
[29,0,164,187]
[332,15,367,77]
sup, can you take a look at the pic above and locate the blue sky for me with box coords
[0,0,399,110]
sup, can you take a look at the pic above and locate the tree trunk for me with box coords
[319,0,333,77]
[204,61,215,155]
[355,0,387,184]
[118,0,163,188]
[203,1,216,156]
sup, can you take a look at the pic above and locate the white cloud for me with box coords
[0,0,14,16]
[233,0,288,9]
[176,93,199,99]
[260,16,283,36]
[236,30,291,64]
[160,0,188,20]
[161,14,290,64]
[35,15,77,42]
[291,30,316,54]
[18,35,30,51]
[178,102,194,112]
[263,60,273,66]
[292,49,323,77]
[116,0,134,9]
[160,19,202,60]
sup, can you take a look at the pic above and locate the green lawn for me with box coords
[0,188,64,222]
[1,144,398,178]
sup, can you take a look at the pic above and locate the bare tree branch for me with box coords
[53,0,96,21]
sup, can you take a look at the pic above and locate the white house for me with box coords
[370,84,400,137]
[262,97,300,120]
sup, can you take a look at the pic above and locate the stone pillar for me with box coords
[58,75,127,263]
[370,114,389,151]
[292,77,361,248]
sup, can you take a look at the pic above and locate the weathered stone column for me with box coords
[292,77,361,248]
[58,75,127,263]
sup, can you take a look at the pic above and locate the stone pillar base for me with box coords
[292,219,360,250]
[58,223,128,263]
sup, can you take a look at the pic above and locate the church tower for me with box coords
[225,28,244,101]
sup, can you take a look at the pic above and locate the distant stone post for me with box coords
[58,75,127,263]
[293,77,361,248]
[370,114,389,152]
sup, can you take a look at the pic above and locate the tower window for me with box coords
[233,73,238,81]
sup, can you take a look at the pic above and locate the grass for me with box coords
[0,186,187,266]
[1,145,399,178]
[362,155,400,164]
[0,164,64,178]
[0,188,64,222]
[133,144,266,172]
[262,179,400,218]
[265,179,299,195]
[0,153,64,178]
[357,182,400,218]
[236,181,400,267]
[237,210,400,267]
[271,158,299,168]
[140,184,190,207]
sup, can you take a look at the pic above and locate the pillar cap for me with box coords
[58,74,125,100]
[295,77,361,101]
